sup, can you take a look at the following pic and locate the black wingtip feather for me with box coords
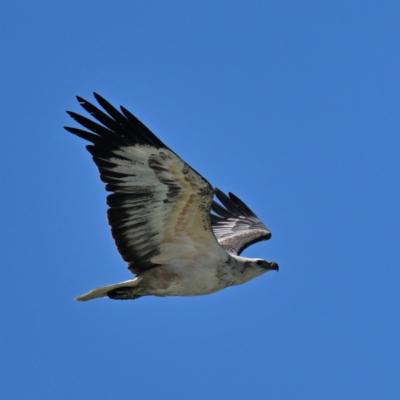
[211,200,233,219]
[213,188,261,220]
[228,192,257,218]
[119,105,168,149]
[93,93,127,123]
[69,93,171,150]
[214,188,240,216]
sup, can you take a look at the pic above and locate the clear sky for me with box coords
[1,1,399,399]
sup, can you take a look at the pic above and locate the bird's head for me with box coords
[234,257,279,283]
[251,259,279,273]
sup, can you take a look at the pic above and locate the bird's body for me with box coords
[78,253,270,301]
[65,94,278,301]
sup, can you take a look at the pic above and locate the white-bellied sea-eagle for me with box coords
[65,93,278,301]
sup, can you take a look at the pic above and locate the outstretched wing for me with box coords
[65,93,223,274]
[211,188,271,255]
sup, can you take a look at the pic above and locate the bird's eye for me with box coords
[256,260,263,266]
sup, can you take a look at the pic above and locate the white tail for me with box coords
[75,277,142,301]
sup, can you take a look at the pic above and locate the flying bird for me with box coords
[65,93,278,301]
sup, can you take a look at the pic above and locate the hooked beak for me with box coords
[268,261,279,272]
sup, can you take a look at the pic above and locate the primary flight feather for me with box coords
[65,93,278,301]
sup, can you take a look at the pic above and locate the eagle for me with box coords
[65,93,278,301]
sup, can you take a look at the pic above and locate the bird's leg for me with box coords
[107,286,144,300]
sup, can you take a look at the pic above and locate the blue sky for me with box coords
[1,1,399,399]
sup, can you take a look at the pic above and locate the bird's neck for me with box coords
[226,254,266,285]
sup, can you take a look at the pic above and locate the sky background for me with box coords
[1,1,399,399]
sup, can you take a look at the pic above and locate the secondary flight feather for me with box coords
[65,93,278,301]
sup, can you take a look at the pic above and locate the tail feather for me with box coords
[75,277,141,301]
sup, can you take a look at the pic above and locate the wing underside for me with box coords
[211,189,271,255]
[65,93,221,274]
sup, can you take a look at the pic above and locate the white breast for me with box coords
[143,250,231,296]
